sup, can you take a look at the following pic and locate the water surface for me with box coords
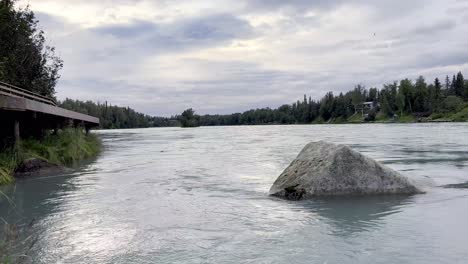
[1,124,468,263]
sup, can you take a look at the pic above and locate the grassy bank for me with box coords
[0,129,101,185]
[326,105,468,124]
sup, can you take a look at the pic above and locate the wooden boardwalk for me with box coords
[0,81,99,142]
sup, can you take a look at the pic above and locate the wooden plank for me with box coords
[0,95,99,125]
[0,93,26,111]
[0,83,56,106]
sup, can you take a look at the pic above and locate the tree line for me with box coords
[2,0,466,128]
[63,71,468,129]
[192,72,468,126]
[60,99,175,129]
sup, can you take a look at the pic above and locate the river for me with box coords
[1,123,468,263]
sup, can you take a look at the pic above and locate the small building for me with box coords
[356,101,380,117]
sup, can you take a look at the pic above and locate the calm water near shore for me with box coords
[1,124,468,263]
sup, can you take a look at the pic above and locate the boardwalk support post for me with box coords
[53,123,59,135]
[14,119,20,147]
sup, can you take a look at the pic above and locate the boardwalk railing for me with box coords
[0,81,57,106]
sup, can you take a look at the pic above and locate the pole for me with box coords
[14,119,20,147]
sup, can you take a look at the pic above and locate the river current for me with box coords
[1,124,468,263]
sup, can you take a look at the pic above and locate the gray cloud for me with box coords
[245,0,345,13]
[409,20,457,37]
[29,0,468,116]
[93,14,255,52]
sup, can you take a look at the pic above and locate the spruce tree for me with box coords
[450,75,456,96]
[455,72,464,98]
[433,78,442,111]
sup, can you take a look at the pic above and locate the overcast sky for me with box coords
[18,0,468,116]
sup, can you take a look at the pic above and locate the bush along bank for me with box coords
[0,129,101,185]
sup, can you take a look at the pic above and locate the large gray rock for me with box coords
[270,141,422,200]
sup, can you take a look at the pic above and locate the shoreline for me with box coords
[0,129,101,186]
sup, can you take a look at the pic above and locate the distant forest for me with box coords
[196,72,468,125]
[61,71,468,129]
[60,99,175,129]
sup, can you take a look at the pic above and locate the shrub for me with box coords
[442,96,464,113]
[21,129,101,166]
[0,128,101,185]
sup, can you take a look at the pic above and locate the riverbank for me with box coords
[316,106,468,124]
[0,129,101,185]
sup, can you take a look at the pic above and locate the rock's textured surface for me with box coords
[269,141,422,199]
[14,158,66,178]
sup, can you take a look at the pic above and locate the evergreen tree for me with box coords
[450,75,456,96]
[368,88,378,102]
[319,92,335,121]
[454,71,464,98]
[413,76,428,112]
[444,75,451,95]
[0,0,63,96]
[433,78,442,112]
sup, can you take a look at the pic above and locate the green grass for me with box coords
[397,114,416,123]
[347,113,363,123]
[375,112,391,122]
[330,116,348,124]
[0,149,16,185]
[0,129,101,185]
[449,107,468,122]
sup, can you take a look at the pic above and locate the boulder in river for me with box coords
[269,141,422,200]
[14,158,66,178]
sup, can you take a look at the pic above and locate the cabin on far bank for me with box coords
[356,101,379,117]
[0,81,99,145]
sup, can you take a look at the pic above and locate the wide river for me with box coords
[1,124,468,263]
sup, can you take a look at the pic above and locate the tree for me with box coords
[396,93,405,117]
[60,99,173,129]
[368,88,378,102]
[413,76,428,112]
[444,75,452,96]
[465,79,468,101]
[450,75,456,96]
[379,82,397,114]
[319,92,335,121]
[180,108,199,128]
[0,0,63,96]
[399,79,414,113]
[432,78,442,112]
[380,92,393,117]
[454,71,465,98]
[351,84,365,113]
[333,93,349,119]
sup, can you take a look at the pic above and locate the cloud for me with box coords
[20,0,468,116]
[409,20,457,37]
[90,14,255,57]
